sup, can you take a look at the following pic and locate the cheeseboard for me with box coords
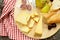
[14,0,60,39]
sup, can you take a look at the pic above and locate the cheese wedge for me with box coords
[35,16,43,36]
[14,10,30,25]
[20,26,30,33]
[28,19,35,28]
[15,21,30,33]
[34,12,39,16]
[33,17,39,22]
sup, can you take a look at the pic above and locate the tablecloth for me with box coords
[0,0,39,40]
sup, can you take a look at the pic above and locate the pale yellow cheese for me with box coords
[30,13,35,18]
[28,19,35,28]
[15,21,30,33]
[26,15,30,22]
[34,12,39,16]
[14,11,30,25]
[35,16,43,36]
[30,9,39,18]
[20,26,30,33]
[30,13,39,18]
[51,0,60,10]
[33,17,39,22]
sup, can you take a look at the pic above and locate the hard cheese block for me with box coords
[14,10,30,25]
[47,11,60,23]
[33,17,39,22]
[35,16,43,36]
[28,19,35,28]
[20,26,30,33]
[30,9,39,18]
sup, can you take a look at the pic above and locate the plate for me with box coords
[15,21,60,39]
[14,0,60,39]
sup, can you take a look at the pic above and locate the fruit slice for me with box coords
[35,16,43,36]
[28,19,35,28]
[41,3,50,13]
[33,17,39,22]
[36,0,47,8]
[20,26,30,33]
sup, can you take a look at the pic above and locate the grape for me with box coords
[48,23,57,30]
[50,0,53,2]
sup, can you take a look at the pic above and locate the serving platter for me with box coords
[14,0,60,39]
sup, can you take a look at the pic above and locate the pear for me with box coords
[36,0,47,8]
[41,3,50,13]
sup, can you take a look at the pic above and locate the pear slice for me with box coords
[36,0,47,8]
[41,3,50,13]
[47,11,60,23]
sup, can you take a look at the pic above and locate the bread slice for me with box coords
[43,12,56,19]
[47,11,60,23]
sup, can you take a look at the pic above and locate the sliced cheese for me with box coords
[47,11,60,23]
[28,19,35,28]
[20,26,30,33]
[26,15,30,22]
[35,16,43,36]
[15,21,30,33]
[51,0,60,10]
[34,12,39,16]
[30,9,39,18]
[14,10,30,25]
[30,13,35,18]
[33,17,39,22]
[30,13,39,18]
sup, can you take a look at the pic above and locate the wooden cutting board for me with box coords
[14,0,60,39]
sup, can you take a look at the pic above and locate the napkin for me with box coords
[0,0,40,40]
